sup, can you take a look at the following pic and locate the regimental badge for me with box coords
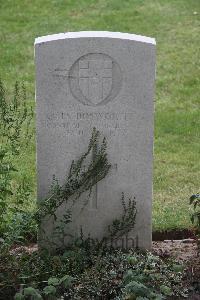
[69,53,122,106]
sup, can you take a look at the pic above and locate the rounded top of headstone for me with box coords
[35,31,156,45]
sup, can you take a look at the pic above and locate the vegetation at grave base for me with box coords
[0,125,186,299]
[0,244,187,299]
[0,125,139,298]
[0,122,190,299]
[0,125,193,300]
[0,0,199,231]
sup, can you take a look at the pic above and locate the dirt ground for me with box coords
[152,239,198,261]
[152,240,200,299]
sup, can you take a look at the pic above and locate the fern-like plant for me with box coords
[0,80,33,231]
[107,193,137,240]
[35,128,111,223]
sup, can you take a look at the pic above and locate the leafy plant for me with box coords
[2,211,37,247]
[15,287,42,300]
[36,128,138,253]
[190,193,200,228]
[0,149,17,222]
[43,285,56,296]
[35,127,111,224]
[107,193,137,240]
[190,193,200,252]
[122,253,187,300]
[0,80,33,154]
[123,280,152,299]
[35,128,114,251]
[0,80,33,235]
[8,248,187,300]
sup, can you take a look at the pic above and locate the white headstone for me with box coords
[35,31,156,250]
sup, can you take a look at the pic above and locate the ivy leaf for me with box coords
[24,287,42,299]
[43,285,57,295]
[24,287,38,295]
[60,274,74,288]
[47,277,60,286]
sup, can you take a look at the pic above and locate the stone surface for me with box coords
[35,31,156,250]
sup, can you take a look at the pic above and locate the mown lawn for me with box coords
[0,0,199,231]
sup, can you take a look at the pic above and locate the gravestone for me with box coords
[35,31,156,250]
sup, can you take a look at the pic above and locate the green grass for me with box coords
[0,0,199,231]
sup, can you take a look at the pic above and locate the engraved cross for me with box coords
[90,160,117,210]
[79,60,112,104]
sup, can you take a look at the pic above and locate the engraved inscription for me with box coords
[69,53,122,106]
[40,111,135,137]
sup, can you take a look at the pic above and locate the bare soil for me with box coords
[152,240,200,299]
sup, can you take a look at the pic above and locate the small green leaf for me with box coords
[60,274,74,288]
[172,264,184,272]
[160,285,173,296]
[24,287,42,299]
[48,277,60,286]
[24,287,38,296]
[43,285,56,295]
[127,255,138,265]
